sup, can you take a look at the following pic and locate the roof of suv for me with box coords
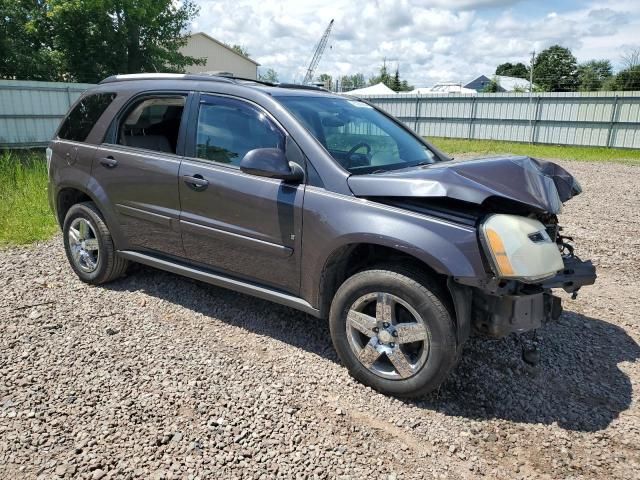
[99,73,337,98]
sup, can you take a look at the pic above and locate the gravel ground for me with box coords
[1,160,639,479]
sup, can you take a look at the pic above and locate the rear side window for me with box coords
[58,93,116,142]
[114,95,186,154]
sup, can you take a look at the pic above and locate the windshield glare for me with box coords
[275,95,438,174]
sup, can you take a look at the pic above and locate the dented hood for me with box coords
[347,156,582,214]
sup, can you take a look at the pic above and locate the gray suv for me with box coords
[48,73,596,397]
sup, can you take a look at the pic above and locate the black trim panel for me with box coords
[117,250,319,317]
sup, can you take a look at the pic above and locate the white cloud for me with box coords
[191,0,639,87]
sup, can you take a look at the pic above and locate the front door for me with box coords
[178,94,304,294]
[92,93,189,257]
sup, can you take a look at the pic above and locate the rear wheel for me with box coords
[329,266,458,398]
[63,202,128,284]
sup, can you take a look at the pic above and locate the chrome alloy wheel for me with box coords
[346,292,430,380]
[67,218,100,273]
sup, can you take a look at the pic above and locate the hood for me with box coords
[347,156,582,214]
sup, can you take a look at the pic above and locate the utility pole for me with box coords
[528,50,536,144]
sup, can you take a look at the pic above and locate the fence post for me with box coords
[529,96,541,144]
[65,86,73,109]
[468,96,477,139]
[606,95,619,148]
[413,95,421,134]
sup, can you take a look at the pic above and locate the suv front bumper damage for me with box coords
[465,256,596,338]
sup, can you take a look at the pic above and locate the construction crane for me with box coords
[303,19,334,85]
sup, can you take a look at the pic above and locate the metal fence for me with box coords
[0,80,95,148]
[360,91,640,149]
[1,80,639,149]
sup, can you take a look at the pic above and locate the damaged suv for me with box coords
[48,74,596,397]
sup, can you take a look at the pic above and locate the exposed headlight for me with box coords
[480,214,564,282]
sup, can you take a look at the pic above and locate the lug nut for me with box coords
[383,322,390,328]
[392,331,398,338]
[389,343,395,348]
[373,327,379,333]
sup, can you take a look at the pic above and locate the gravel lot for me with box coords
[1,160,639,479]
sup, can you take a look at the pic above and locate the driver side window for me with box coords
[323,119,402,166]
[195,95,285,167]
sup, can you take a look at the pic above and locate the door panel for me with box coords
[179,159,303,293]
[178,93,303,293]
[93,145,184,257]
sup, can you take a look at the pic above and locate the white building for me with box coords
[180,32,260,80]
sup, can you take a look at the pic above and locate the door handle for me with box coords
[99,156,118,169]
[183,174,209,190]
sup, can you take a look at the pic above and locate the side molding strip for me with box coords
[117,250,320,317]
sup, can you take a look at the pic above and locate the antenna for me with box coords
[303,19,334,85]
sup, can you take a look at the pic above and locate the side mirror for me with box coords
[240,148,304,183]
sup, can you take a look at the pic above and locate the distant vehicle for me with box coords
[47,73,596,397]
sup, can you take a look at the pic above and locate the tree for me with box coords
[621,47,640,69]
[577,60,612,91]
[230,44,250,57]
[340,73,365,91]
[43,0,203,83]
[495,62,529,79]
[258,68,278,83]
[482,76,502,93]
[392,68,401,91]
[0,0,63,81]
[317,73,332,89]
[605,66,640,91]
[533,45,579,92]
[369,60,392,88]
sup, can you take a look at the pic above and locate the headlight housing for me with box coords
[480,214,564,282]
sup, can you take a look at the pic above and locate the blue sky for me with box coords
[191,0,640,86]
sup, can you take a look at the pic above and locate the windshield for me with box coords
[275,95,438,174]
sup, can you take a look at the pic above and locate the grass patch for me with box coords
[429,137,640,165]
[0,150,57,246]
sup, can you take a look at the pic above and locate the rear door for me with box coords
[178,93,304,294]
[92,92,190,257]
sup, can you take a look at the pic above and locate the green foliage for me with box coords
[495,62,529,79]
[258,68,279,83]
[0,0,202,83]
[0,150,57,245]
[340,73,366,91]
[317,73,332,89]
[577,60,613,91]
[230,44,250,57]
[482,76,502,93]
[604,66,640,91]
[533,45,579,92]
[429,137,640,166]
[368,61,412,92]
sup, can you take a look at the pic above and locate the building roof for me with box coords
[345,82,397,96]
[189,32,260,66]
[465,74,532,92]
[409,83,477,95]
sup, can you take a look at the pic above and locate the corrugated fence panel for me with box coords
[0,80,95,147]
[363,91,640,149]
[1,81,639,149]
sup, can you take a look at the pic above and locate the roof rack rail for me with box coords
[99,73,236,84]
[276,83,327,91]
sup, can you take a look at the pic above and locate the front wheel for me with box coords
[329,266,458,398]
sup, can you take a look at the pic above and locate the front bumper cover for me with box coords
[468,255,596,338]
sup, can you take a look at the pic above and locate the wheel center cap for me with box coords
[378,330,393,344]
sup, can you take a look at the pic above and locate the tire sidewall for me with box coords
[62,204,107,283]
[330,269,457,397]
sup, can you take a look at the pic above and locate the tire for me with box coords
[329,265,458,398]
[62,201,129,285]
